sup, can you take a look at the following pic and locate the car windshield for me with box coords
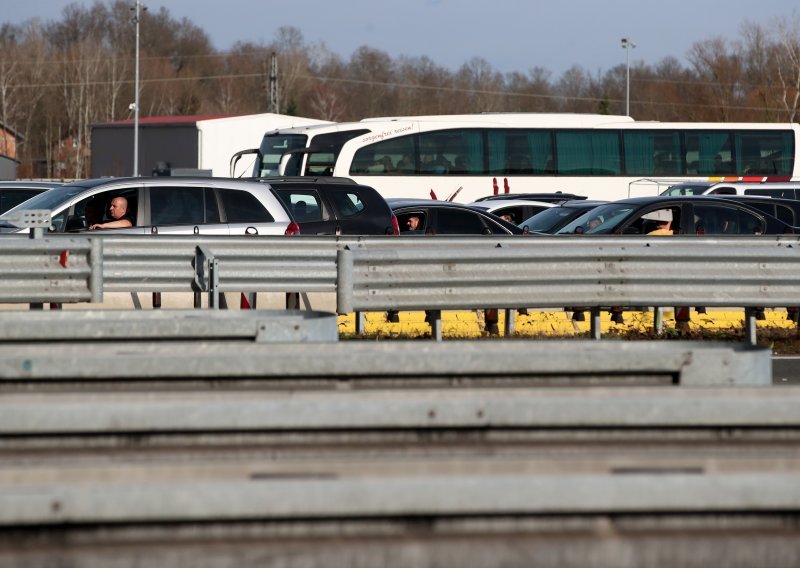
[519,207,591,233]
[557,203,639,234]
[661,184,711,196]
[1,184,88,214]
[257,134,308,176]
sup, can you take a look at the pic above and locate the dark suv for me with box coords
[263,177,399,235]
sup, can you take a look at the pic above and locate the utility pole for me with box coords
[269,52,279,114]
[621,38,636,117]
[131,1,144,176]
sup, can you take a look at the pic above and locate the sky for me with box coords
[3,0,800,77]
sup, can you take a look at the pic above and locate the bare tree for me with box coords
[775,16,800,122]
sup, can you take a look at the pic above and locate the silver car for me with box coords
[0,177,299,235]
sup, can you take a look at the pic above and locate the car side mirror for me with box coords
[65,214,88,232]
[574,226,585,234]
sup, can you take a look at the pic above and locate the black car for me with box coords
[264,177,398,235]
[556,195,797,236]
[0,181,62,215]
[473,192,588,203]
[719,195,800,226]
[388,199,524,235]
[518,199,608,234]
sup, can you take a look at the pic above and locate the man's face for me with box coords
[109,198,127,219]
[407,216,420,230]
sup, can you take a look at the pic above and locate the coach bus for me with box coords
[230,113,800,202]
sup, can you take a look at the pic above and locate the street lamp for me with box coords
[131,1,145,176]
[620,37,636,116]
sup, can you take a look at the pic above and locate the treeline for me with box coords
[1,1,799,178]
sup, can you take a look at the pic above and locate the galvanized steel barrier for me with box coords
[0,235,102,305]
[0,308,338,343]
[5,234,800,341]
[337,235,800,341]
[0,338,795,566]
[0,339,769,387]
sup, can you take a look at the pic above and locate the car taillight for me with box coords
[285,221,300,235]
[389,214,400,235]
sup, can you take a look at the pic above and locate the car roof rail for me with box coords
[474,192,588,203]
[254,176,358,185]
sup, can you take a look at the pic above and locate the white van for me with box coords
[662,181,800,199]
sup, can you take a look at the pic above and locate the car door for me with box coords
[690,203,766,235]
[323,188,373,235]
[433,207,496,235]
[274,188,333,235]
[145,186,227,235]
[217,188,283,235]
[63,186,145,234]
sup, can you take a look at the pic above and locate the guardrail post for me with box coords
[744,307,758,346]
[504,308,515,336]
[589,307,602,340]
[152,292,161,309]
[653,306,664,335]
[193,245,219,310]
[355,311,366,335]
[426,310,443,341]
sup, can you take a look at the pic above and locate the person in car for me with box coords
[405,215,424,233]
[644,209,674,235]
[90,196,134,230]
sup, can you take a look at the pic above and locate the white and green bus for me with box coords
[230,113,800,202]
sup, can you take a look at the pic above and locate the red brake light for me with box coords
[285,221,300,235]
[390,214,400,235]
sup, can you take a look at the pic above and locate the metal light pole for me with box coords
[621,38,636,116]
[132,0,142,176]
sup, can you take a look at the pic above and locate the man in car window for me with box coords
[90,196,133,230]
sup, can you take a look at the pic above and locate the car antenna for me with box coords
[447,186,463,202]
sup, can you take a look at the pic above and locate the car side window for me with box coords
[745,188,797,199]
[218,188,274,223]
[693,204,763,235]
[72,188,139,230]
[275,189,324,222]
[149,187,205,225]
[328,191,365,219]
[436,209,489,234]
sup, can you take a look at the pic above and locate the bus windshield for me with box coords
[256,134,308,176]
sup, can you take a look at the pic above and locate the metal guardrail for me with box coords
[0,236,102,304]
[0,340,769,387]
[6,234,800,341]
[1,383,798,565]
[0,309,338,343]
[337,236,800,340]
